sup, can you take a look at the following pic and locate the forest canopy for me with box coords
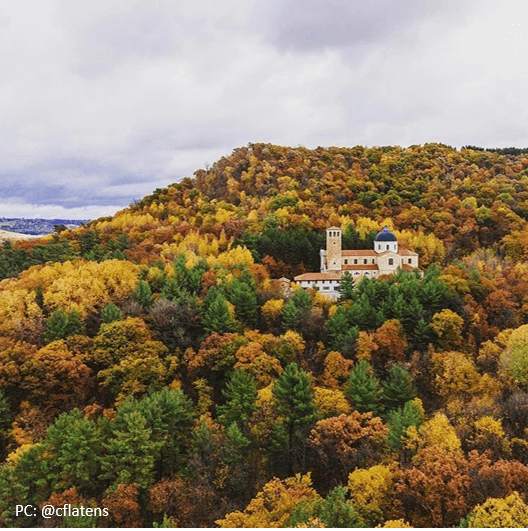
[1,143,528,527]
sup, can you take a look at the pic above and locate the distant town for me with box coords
[0,217,88,236]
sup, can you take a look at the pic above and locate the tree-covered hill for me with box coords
[2,143,528,527]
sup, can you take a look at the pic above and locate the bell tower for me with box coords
[326,227,342,272]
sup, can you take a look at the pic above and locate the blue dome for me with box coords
[375,226,397,242]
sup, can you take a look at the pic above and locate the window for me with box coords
[365,272,369,275]
[363,259,367,264]
[372,259,375,264]
[344,259,348,264]
[388,258,394,265]
[323,286,329,290]
[408,258,412,264]
[354,259,358,264]
[354,272,360,276]
[386,244,389,250]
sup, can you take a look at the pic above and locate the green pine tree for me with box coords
[116,388,195,478]
[382,363,416,411]
[44,409,102,495]
[35,285,45,312]
[413,318,434,351]
[45,309,83,344]
[203,292,236,333]
[161,277,182,301]
[65,309,83,336]
[273,363,318,473]
[229,280,258,327]
[346,360,382,414]
[281,301,298,331]
[101,411,162,488]
[326,306,359,356]
[217,370,257,429]
[319,486,364,528]
[291,288,312,313]
[338,271,355,301]
[386,400,422,450]
[132,280,153,309]
[101,303,122,324]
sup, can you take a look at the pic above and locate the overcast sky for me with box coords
[1,0,527,219]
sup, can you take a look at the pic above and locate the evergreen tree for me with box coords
[291,288,312,313]
[229,280,258,327]
[273,363,318,473]
[326,306,359,356]
[161,277,182,301]
[350,294,384,331]
[346,360,382,414]
[217,370,257,429]
[101,303,122,324]
[221,422,253,495]
[203,292,236,333]
[319,486,364,528]
[65,309,83,336]
[337,271,355,301]
[44,309,68,344]
[281,301,298,331]
[386,400,421,451]
[173,255,207,295]
[116,388,195,478]
[101,411,162,488]
[382,363,416,411]
[132,280,153,309]
[413,318,434,351]
[44,309,83,344]
[44,409,103,495]
[35,285,45,312]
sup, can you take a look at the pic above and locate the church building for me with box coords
[294,226,419,298]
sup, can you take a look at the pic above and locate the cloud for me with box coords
[0,0,527,219]
[257,0,474,53]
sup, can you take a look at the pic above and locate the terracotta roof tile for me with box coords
[343,264,379,271]
[294,272,341,281]
[342,250,377,256]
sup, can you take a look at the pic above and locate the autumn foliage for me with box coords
[1,143,528,526]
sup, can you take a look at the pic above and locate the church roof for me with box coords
[294,272,341,281]
[375,226,397,242]
[342,250,377,256]
[343,264,379,271]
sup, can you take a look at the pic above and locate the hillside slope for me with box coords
[1,143,528,527]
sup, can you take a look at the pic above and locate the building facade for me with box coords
[294,226,419,298]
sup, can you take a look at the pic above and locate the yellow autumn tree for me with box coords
[430,309,464,351]
[468,491,528,528]
[313,387,351,417]
[262,299,285,330]
[347,465,395,516]
[407,412,461,456]
[216,474,321,528]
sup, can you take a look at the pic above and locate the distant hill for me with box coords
[0,217,88,236]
